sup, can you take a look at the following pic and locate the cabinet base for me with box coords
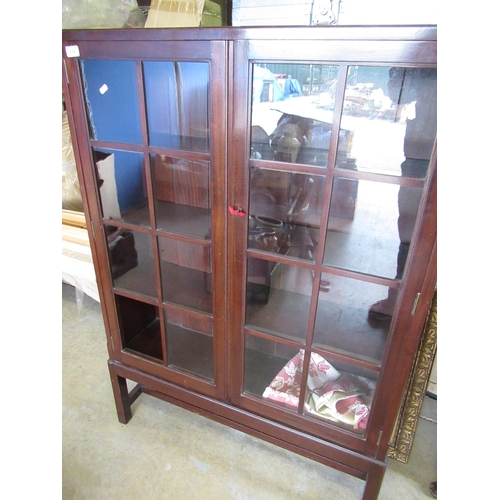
[108,359,386,500]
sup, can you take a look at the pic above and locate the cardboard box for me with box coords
[145,0,222,27]
[145,0,205,28]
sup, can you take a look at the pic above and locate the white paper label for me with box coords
[65,45,80,58]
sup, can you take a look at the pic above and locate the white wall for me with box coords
[338,0,437,25]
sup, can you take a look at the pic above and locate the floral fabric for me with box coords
[262,350,375,431]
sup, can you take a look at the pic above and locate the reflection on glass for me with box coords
[313,273,395,363]
[249,167,325,261]
[324,179,422,279]
[116,295,163,361]
[80,59,142,144]
[302,352,377,434]
[108,226,156,299]
[337,66,437,178]
[159,236,212,313]
[165,308,213,381]
[94,148,149,226]
[144,61,209,152]
[152,154,211,239]
[244,334,300,401]
[246,259,312,343]
[251,63,340,167]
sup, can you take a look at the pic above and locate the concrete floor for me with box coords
[62,282,437,500]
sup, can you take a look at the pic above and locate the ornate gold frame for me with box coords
[388,290,437,463]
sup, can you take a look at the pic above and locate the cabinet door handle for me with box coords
[228,205,246,217]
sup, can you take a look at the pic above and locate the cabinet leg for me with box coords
[362,463,386,500]
[108,362,142,424]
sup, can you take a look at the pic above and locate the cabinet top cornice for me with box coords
[62,25,437,43]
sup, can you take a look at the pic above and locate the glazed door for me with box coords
[227,36,437,453]
[63,36,227,400]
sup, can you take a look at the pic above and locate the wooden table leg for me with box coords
[362,462,386,500]
[108,361,142,424]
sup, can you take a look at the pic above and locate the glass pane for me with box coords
[107,226,157,300]
[80,59,142,145]
[116,296,163,361]
[251,63,339,167]
[244,334,301,403]
[324,179,422,279]
[338,66,437,179]
[249,167,325,261]
[159,236,212,313]
[152,154,211,239]
[303,353,378,434]
[313,273,396,363]
[165,308,213,381]
[144,61,209,152]
[94,148,150,227]
[246,259,313,343]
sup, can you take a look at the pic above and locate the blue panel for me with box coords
[97,148,147,214]
[81,59,142,145]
